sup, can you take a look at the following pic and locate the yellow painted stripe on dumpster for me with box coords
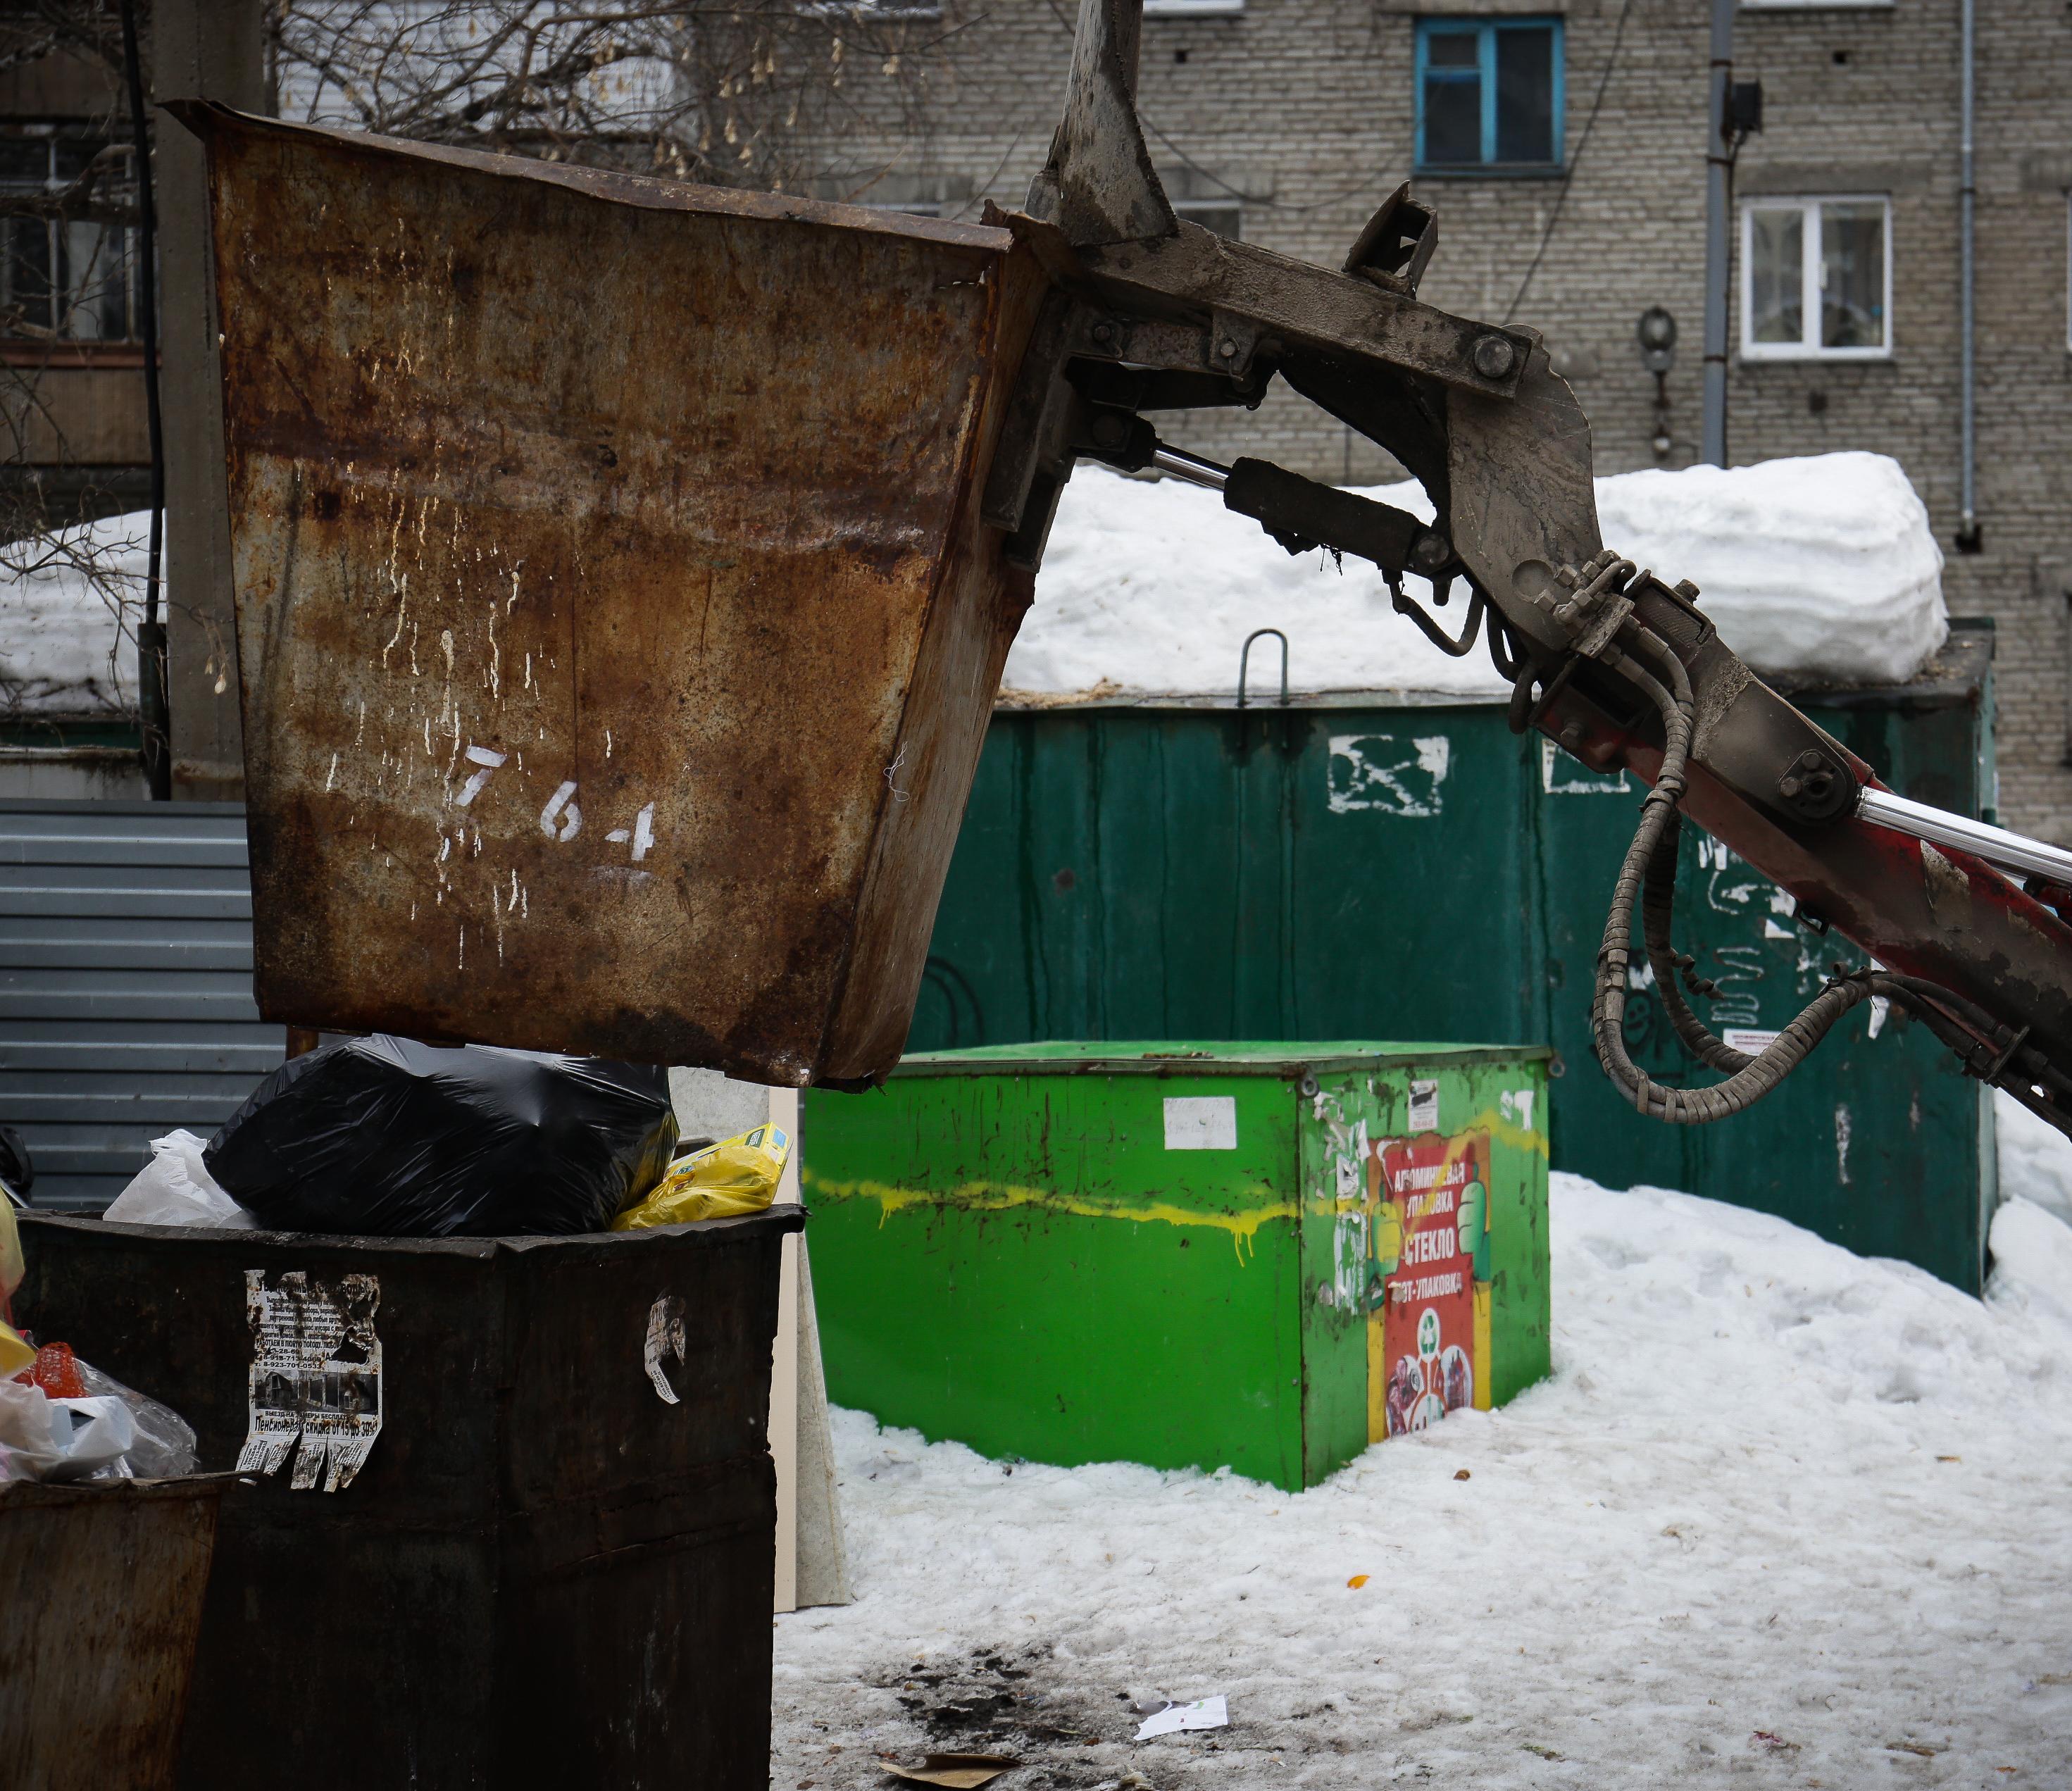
[800,1169,1297,1262]
[1471,1105,1549,1158]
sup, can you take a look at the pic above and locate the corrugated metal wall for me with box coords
[0,800,282,1211]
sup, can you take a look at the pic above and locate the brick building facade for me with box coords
[813,0,2072,837]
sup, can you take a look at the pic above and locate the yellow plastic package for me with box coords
[1,1193,32,1375]
[611,1123,790,1231]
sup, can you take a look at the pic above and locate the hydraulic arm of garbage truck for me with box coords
[1004,0,2072,1139]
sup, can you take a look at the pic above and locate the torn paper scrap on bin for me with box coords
[237,1269,382,1492]
[645,1294,687,1404]
[1135,1696,1228,1740]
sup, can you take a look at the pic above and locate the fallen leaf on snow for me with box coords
[1886,1741,1945,1757]
[1750,1731,1799,1752]
[1454,1468,1471,1480]
[1520,1742,1564,1761]
[878,1753,1021,1788]
[1347,1574,1369,1589]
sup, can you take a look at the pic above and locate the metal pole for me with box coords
[1957,0,1979,549]
[118,0,170,801]
[1699,0,1733,466]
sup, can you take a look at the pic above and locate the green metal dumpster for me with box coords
[907,621,1997,1293]
[804,1042,1550,1492]
[16,1207,803,1791]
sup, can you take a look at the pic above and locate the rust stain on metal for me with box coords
[0,1476,226,1790]
[182,106,1046,1084]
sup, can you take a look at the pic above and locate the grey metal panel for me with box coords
[0,800,282,1211]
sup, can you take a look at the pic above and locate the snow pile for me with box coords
[1598,453,1946,687]
[1009,468,1504,704]
[776,1178,2072,1786]
[1995,1087,2072,1229]
[1007,452,1945,701]
[0,508,147,714]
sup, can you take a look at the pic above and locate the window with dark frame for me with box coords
[0,132,139,344]
[1172,197,1242,241]
[1414,18,1564,174]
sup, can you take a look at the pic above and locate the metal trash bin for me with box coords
[17,1208,803,1790]
[178,104,1048,1087]
[0,1476,227,1791]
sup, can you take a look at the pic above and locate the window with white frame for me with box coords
[1741,195,1891,359]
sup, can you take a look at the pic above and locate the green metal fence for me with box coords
[909,623,1997,1292]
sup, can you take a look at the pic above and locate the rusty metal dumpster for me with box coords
[16,1206,803,1790]
[0,1476,228,1791]
[176,103,1048,1086]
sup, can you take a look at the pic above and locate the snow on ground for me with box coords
[1006,453,1945,702]
[0,508,148,713]
[775,1178,2072,1789]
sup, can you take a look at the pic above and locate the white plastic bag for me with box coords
[75,1359,198,1478]
[104,1129,256,1228]
[0,1380,136,1482]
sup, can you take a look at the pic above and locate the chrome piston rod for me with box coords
[1857,787,2072,887]
[1149,443,1230,489]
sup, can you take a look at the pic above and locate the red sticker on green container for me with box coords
[1370,1132,1488,1439]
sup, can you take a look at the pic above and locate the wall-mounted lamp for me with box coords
[1636,306,1678,458]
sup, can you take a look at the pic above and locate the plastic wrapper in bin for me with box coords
[205,1035,678,1237]
[612,1124,790,1231]
[2,1342,199,1483]
[104,1129,258,1229]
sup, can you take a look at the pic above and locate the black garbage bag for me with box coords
[204,1037,678,1237]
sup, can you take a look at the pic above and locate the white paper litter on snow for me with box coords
[0,509,150,714]
[1135,1695,1228,1740]
[774,1176,2072,1785]
[1006,451,1945,701]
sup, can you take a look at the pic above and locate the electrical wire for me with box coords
[1037,0,1408,218]
[1501,0,1636,326]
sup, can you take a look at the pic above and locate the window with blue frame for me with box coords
[1415,18,1564,173]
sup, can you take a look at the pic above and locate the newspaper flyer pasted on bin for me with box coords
[236,1268,383,1491]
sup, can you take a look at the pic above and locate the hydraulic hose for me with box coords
[1580,598,2072,1138]
[1590,627,1881,1123]
[1640,811,1753,1074]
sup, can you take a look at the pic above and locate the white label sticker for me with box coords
[1163,1095,1237,1150]
[237,1269,383,1492]
[1408,1078,1440,1132]
[1723,1028,1781,1056]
